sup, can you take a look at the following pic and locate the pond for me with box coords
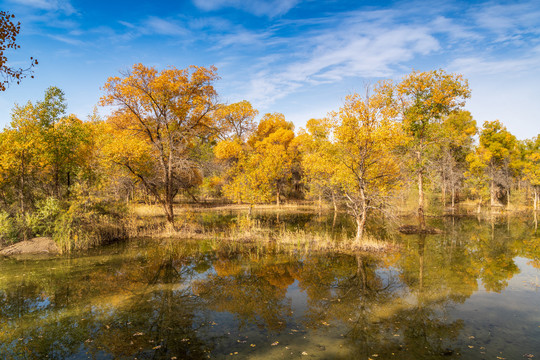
[1,211,540,359]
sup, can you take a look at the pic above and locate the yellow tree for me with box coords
[522,135,540,210]
[393,70,470,228]
[436,110,477,209]
[477,120,517,208]
[214,100,258,142]
[249,113,297,206]
[216,113,297,205]
[100,63,219,224]
[300,118,340,211]
[331,88,403,241]
[0,102,44,214]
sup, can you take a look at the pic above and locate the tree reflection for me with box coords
[0,215,539,358]
[193,252,298,331]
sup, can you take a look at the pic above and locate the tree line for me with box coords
[1,64,539,244]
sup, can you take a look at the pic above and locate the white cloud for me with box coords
[144,17,189,36]
[48,34,85,46]
[192,0,301,17]
[471,1,540,43]
[7,0,76,15]
[238,11,440,107]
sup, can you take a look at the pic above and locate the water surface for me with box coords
[1,212,539,359]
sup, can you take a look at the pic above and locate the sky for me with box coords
[1,0,539,139]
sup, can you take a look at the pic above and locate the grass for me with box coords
[128,204,397,254]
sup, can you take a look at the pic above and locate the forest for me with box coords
[3,6,540,359]
[0,62,539,251]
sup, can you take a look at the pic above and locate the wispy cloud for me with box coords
[47,34,85,46]
[144,16,189,36]
[449,48,540,76]
[218,0,540,111]
[472,2,540,42]
[7,0,77,15]
[192,0,301,17]
[237,10,440,107]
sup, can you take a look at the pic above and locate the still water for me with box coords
[1,212,540,359]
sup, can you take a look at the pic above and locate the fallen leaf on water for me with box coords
[271,341,279,346]
[302,352,308,356]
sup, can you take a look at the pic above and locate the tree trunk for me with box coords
[19,154,27,241]
[507,188,511,210]
[276,185,280,206]
[66,171,71,197]
[451,186,455,214]
[418,170,426,230]
[331,190,338,212]
[164,200,174,225]
[534,188,537,211]
[490,180,495,208]
[19,153,25,215]
[442,182,446,209]
[355,211,367,242]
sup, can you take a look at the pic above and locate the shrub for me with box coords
[0,210,17,244]
[53,198,128,252]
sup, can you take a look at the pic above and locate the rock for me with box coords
[0,237,59,257]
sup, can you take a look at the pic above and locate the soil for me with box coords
[0,237,60,257]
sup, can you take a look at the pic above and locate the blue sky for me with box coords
[1,0,539,139]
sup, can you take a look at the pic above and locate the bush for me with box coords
[53,198,128,252]
[0,210,17,244]
[27,197,63,237]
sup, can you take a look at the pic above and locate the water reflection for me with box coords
[0,214,540,359]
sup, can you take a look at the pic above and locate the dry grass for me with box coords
[127,206,397,254]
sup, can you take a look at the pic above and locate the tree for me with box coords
[216,113,297,206]
[36,87,88,198]
[477,120,517,208]
[214,100,258,142]
[249,113,297,206]
[300,118,340,211]
[0,11,37,91]
[100,63,219,225]
[329,88,403,241]
[522,135,540,210]
[0,102,44,215]
[393,70,470,228]
[435,111,477,210]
